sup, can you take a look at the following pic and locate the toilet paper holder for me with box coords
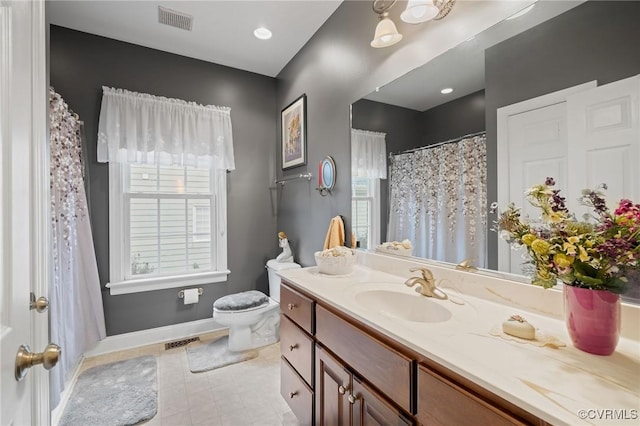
[178,288,203,298]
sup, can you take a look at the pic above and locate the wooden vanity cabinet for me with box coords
[316,343,412,426]
[280,284,315,425]
[280,280,545,426]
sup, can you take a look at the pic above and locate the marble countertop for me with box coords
[278,262,640,426]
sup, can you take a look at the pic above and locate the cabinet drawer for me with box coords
[280,314,314,386]
[316,305,414,414]
[280,283,315,334]
[417,364,526,426]
[281,357,314,426]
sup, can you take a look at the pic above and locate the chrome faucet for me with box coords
[405,267,448,300]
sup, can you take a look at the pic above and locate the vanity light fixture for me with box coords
[441,87,453,94]
[253,27,272,40]
[371,0,456,48]
[371,12,403,48]
[400,0,439,24]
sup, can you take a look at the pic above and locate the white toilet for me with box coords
[213,260,301,352]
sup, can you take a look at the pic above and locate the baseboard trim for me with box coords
[85,318,226,357]
[51,358,83,426]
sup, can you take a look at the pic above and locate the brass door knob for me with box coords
[30,293,49,313]
[338,385,348,395]
[15,343,61,381]
[348,394,357,404]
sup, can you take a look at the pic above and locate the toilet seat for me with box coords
[213,290,269,312]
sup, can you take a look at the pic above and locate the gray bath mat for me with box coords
[186,336,258,373]
[59,355,157,426]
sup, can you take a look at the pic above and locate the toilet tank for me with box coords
[266,260,301,303]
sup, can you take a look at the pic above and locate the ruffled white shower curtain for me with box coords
[50,89,106,408]
[387,134,487,267]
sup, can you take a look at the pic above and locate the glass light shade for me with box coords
[400,0,439,24]
[370,17,403,48]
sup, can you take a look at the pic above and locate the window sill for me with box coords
[106,270,230,295]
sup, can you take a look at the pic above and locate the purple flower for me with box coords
[545,177,555,186]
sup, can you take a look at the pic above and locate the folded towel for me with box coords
[323,215,345,250]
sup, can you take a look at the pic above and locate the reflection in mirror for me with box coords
[350,0,640,301]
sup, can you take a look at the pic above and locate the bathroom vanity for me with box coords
[278,252,640,426]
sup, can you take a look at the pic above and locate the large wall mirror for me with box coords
[350,0,640,299]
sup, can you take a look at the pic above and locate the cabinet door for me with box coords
[316,344,351,426]
[352,376,413,426]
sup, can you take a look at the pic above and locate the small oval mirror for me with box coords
[321,156,336,190]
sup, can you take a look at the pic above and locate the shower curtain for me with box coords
[387,133,487,267]
[49,88,106,407]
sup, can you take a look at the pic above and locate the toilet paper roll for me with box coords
[183,288,199,305]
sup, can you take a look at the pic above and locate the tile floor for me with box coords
[78,330,299,426]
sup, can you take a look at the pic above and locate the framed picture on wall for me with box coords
[281,94,307,170]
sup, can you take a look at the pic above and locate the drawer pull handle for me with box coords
[348,394,357,404]
[289,391,298,399]
[287,303,296,310]
[338,385,348,395]
[289,344,298,351]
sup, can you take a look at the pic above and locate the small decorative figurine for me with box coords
[277,231,294,263]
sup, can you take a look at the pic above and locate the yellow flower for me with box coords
[537,268,552,280]
[521,234,536,246]
[531,239,550,255]
[563,242,577,255]
[553,253,574,268]
[567,236,580,244]
[578,245,590,262]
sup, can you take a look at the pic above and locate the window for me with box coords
[351,177,380,249]
[107,163,229,294]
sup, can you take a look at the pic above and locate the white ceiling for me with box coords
[47,0,343,78]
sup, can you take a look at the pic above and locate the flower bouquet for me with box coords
[494,178,639,355]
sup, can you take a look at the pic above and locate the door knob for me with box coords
[15,343,61,381]
[30,293,49,313]
[348,394,357,404]
[338,385,348,395]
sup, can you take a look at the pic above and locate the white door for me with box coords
[497,81,597,274]
[1,1,51,425]
[504,103,568,275]
[567,75,640,219]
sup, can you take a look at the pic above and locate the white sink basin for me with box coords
[354,289,452,323]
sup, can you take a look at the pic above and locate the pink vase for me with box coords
[564,285,621,356]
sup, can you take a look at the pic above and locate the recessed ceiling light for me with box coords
[506,4,535,20]
[253,27,272,40]
[441,88,453,94]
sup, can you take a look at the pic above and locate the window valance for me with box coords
[351,128,387,179]
[97,86,235,170]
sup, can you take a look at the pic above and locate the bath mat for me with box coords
[59,355,157,426]
[186,336,258,373]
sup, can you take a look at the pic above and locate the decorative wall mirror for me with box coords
[318,156,336,196]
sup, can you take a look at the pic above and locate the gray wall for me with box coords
[50,26,279,335]
[484,0,640,268]
[419,90,485,147]
[275,0,482,266]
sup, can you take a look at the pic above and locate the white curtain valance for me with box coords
[97,86,235,170]
[351,128,387,179]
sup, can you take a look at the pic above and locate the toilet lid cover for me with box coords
[214,290,269,311]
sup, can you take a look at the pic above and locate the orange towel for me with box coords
[323,215,345,250]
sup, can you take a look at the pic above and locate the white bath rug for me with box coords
[186,336,258,373]
[59,355,157,426]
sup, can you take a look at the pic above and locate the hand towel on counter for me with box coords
[323,215,345,250]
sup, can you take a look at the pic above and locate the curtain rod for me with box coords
[389,130,486,157]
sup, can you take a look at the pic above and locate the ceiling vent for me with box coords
[158,6,193,31]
